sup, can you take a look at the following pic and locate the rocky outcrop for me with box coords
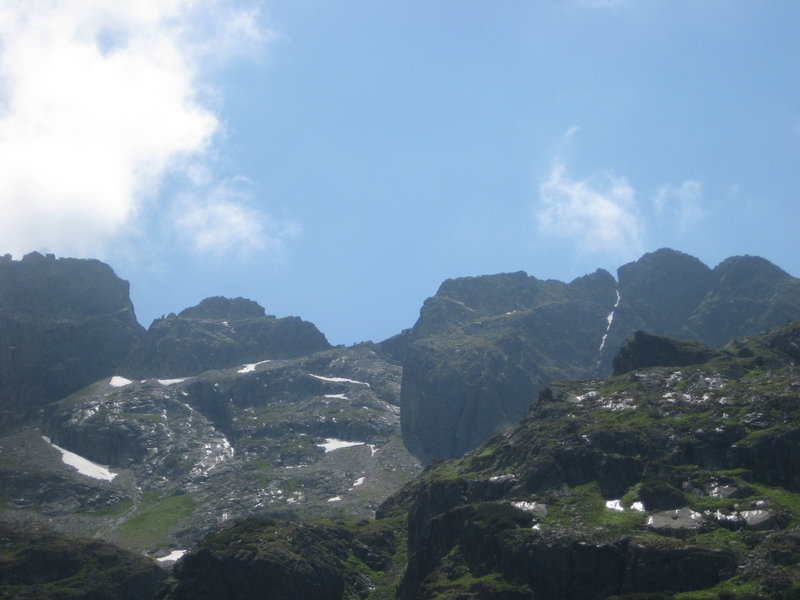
[612,330,715,376]
[0,522,166,599]
[160,518,402,600]
[118,296,331,379]
[401,249,800,461]
[0,252,144,430]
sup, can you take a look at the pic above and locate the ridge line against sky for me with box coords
[0,1,798,345]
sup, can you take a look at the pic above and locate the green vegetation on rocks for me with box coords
[377,321,800,599]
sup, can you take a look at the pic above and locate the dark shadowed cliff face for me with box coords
[401,249,800,461]
[612,330,715,376]
[118,296,332,379]
[0,252,144,430]
[400,269,618,463]
[599,250,800,371]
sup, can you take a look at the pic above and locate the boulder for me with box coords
[740,509,780,532]
[646,508,711,538]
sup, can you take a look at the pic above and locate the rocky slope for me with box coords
[155,321,800,599]
[401,249,800,461]
[0,341,421,557]
[0,252,144,431]
[374,321,800,599]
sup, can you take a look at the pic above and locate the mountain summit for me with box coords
[400,249,800,461]
[0,252,144,430]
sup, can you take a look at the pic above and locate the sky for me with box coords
[1,0,798,346]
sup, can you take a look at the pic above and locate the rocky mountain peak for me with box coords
[0,253,144,430]
[401,249,800,462]
[0,253,141,322]
[178,296,266,321]
[615,247,712,336]
[118,296,332,379]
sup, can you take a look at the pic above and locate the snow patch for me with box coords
[43,437,116,481]
[109,376,132,387]
[598,290,621,352]
[310,374,370,387]
[352,477,365,487]
[368,444,378,456]
[158,550,186,562]
[631,501,645,512]
[238,360,270,374]
[325,394,348,400]
[512,501,547,516]
[158,378,186,386]
[605,499,624,511]
[317,438,365,453]
[327,496,342,502]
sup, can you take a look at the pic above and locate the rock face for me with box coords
[400,269,618,462]
[0,252,144,430]
[612,330,715,376]
[119,296,331,379]
[372,321,800,599]
[401,249,800,460]
[599,250,800,370]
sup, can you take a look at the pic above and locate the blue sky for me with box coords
[1,1,798,345]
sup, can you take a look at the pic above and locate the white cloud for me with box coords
[653,180,705,231]
[174,180,301,259]
[0,0,276,259]
[537,163,643,257]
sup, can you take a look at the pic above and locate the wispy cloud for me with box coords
[653,180,705,231]
[174,180,300,260]
[537,163,643,258]
[0,0,277,259]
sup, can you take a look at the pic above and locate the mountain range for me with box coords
[2,248,800,599]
